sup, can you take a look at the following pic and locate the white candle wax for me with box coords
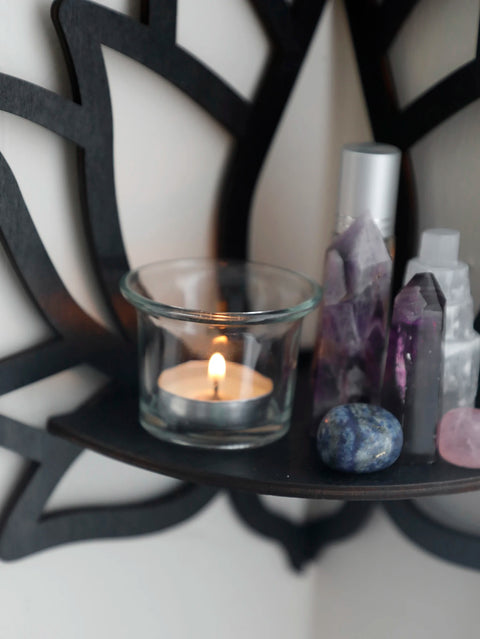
[157,360,273,430]
[159,360,273,401]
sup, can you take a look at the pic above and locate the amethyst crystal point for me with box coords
[381,272,445,462]
[313,217,392,418]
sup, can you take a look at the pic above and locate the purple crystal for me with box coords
[381,272,445,462]
[313,217,392,418]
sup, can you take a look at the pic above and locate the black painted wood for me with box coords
[51,0,356,569]
[344,0,419,293]
[217,0,328,259]
[0,151,135,391]
[49,358,480,500]
[0,0,340,566]
[345,0,480,570]
[0,115,215,560]
[0,413,217,561]
[0,0,478,570]
[384,500,480,571]
[52,0,251,337]
[229,493,374,571]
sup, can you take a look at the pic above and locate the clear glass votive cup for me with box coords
[120,258,321,449]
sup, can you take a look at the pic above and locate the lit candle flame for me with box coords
[208,352,226,382]
[208,352,226,400]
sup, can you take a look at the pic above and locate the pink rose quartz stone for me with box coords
[438,407,480,468]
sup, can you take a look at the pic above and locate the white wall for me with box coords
[0,0,479,637]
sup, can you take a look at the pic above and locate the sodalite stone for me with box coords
[316,403,403,473]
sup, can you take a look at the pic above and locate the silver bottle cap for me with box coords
[336,143,401,238]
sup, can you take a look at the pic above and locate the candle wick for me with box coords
[213,380,220,401]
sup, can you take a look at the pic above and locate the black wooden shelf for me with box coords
[1,0,479,567]
[48,358,480,501]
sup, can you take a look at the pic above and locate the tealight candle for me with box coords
[120,258,321,448]
[157,353,274,431]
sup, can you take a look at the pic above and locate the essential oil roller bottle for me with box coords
[334,143,401,256]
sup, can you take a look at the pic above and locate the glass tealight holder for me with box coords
[120,258,321,449]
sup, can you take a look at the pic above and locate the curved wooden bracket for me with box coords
[345,0,480,569]
[0,0,337,566]
[0,0,477,571]
[230,491,374,570]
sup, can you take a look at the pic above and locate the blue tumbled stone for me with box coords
[316,403,403,473]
